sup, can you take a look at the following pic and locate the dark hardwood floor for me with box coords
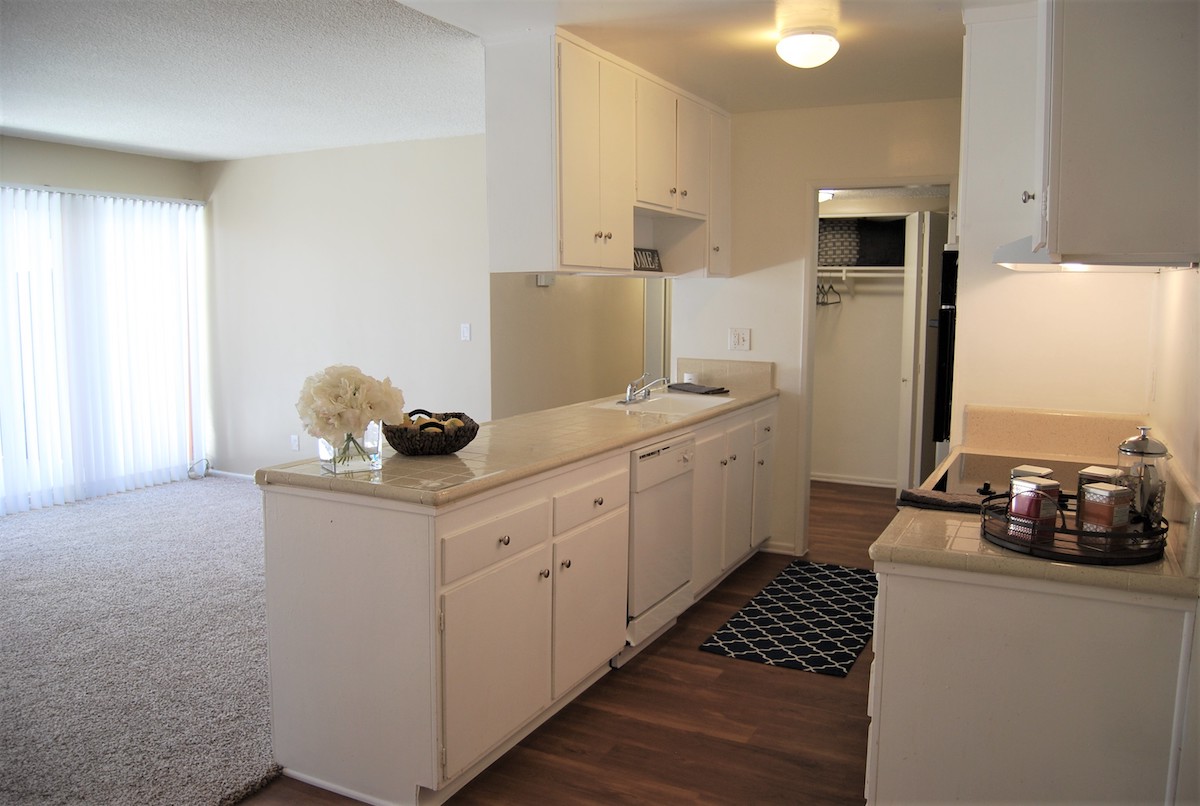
[243,481,898,805]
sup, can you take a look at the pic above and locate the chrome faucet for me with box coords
[622,372,669,404]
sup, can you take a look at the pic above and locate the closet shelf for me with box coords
[816,265,906,281]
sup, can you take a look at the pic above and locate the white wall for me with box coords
[810,281,904,487]
[201,136,491,474]
[671,98,962,554]
[953,9,1158,447]
[0,135,203,200]
[1149,268,1199,497]
[490,273,645,419]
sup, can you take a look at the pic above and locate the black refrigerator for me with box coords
[931,246,957,442]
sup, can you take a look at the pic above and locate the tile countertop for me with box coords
[870,446,1200,599]
[254,387,778,507]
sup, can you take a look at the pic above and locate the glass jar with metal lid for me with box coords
[1117,427,1170,525]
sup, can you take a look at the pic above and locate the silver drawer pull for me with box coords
[763,425,772,432]
[561,559,572,569]
[729,454,738,462]
[720,459,728,466]
[498,535,511,546]
[539,568,551,578]
[594,496,604,507]
[758,459,765,466]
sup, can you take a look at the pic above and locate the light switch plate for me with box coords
[728,327,750,351]
[460,323,471,341]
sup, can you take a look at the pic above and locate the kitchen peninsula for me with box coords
[255,368,778,806]
[865,406,1200,804]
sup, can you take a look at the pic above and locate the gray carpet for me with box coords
[0,475,279,805]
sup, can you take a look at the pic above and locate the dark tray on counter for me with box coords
[979,493,1167,566]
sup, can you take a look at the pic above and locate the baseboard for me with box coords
[810,472,894,489]
[207,470,253,481]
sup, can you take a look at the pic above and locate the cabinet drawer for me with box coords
[553,471,629,535]
[754,411,776,444]
[443,500,551,585]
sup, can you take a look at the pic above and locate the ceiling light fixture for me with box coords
[776,26,840,68]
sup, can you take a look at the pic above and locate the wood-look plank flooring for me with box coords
[242,481,899,805]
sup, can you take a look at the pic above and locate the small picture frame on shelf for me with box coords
[633,247,663,272]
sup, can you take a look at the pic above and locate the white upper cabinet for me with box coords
[1010,0,1199,266]
[558,40,635,271]
[485,30,730,275]
[636,78,710,217]
[707,112,733,276]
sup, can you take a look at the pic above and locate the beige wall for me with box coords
[201,136,492,474]
[0,136,203,199]
[490,273,645,419]
[671,97,963,553]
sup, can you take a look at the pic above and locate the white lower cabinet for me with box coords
[867,564,1195,803]
[720,418,755,567]
[263,452,630,805]
[442,546,553,780]
[691,400,778,596]
[552,508,628,698]
[750,408,776,549]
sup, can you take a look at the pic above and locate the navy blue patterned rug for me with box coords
[699,560,877,677]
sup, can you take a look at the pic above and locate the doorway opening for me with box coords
[808,185,951,503]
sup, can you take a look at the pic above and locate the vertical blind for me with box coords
[0,186,207,515]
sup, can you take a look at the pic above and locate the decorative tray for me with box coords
[979,493,1167,566]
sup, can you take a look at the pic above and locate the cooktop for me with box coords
[932,453,1099,497]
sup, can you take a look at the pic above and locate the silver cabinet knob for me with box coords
[712,245,720,252]
[720,459,728,466]
[603,232,612,241]
[594,230,604,239]
[681,189,688,197]
[729,454,738,462]
[670,187,677,195]
[764,425,772,433]
[499,535,511,546]
[594,496,604,507]
[561,559,572,569]
[539,568,551,578]
[757,459,765,466]
[1021,190,1036,204]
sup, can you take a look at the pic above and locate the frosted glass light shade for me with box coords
[776,27,840,68]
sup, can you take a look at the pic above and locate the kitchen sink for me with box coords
[592,393,734,415]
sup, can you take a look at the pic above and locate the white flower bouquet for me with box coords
[295,365,406,471]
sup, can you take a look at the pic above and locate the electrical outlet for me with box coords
[728,327,751,351]
[289,434,299,451]
[460,323,471,341]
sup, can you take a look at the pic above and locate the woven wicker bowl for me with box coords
[383,410,479,456]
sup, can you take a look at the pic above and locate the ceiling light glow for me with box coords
[776,26,840,68]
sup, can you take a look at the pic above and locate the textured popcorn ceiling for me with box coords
[1,0,979,163]
[0,0,485,161]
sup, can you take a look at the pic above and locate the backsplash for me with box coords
[675,358,774,392]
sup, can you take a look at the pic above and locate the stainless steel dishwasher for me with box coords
[624,432,695,650]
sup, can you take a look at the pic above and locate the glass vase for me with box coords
[318,421,382,473]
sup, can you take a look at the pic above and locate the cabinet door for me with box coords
[691,426,727,589]
[558,40,602,268]
[707,112,732,275]
[552,509,628,698]
[721,418,755,567]
[442,546,552,780]
[751,439,774,548]
[1042,0,1199,262]
[635,78,677,209]
[675,97,710,216]
[598,59,635,269]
